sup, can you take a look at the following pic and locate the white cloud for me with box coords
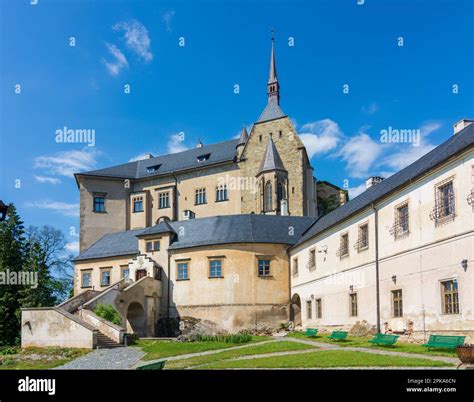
[381,121,441,171]
[65,241,80,253]
[337,133,383,178]
[104,42,128,76]
[347,183,367,199]
[361,102,379,115]
[34,175,62,185]
[162,10,175,32]
[113,20,152,62]
[34,149,99,178]
[25,201,79,217]
[167,133,189,154]
[299,119,344,159]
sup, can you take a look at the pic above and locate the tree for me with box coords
[0,205,25,345]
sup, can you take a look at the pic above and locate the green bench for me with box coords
[136,360,167,370]
[305,328,318,337]
[368,333,399,346]
[328,331,348,341]
[422,335,465,350]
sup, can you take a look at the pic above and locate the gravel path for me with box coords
[55,347,145,370]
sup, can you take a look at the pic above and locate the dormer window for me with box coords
[197,153,210,163]
[146,164,161,173]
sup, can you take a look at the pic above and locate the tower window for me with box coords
[259,135,262,142]
[279,130,282,138]
[264,181,273,212]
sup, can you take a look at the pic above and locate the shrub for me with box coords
[0,346,19,355]
[93,304,123,326]
[196,333,252,344]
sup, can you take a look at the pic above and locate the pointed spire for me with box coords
[237,126,249,146]
[267,30,280,104]
[258,137,286,174]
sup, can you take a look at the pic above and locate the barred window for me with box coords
[292,257,298,276]
[306,300,312,319]
[357,224,369,251]
[430,178,455,225]
[308,249,316,270]
[315,298,322,319]
[339,233,349,258]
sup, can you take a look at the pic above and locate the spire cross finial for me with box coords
[271,28,275,41]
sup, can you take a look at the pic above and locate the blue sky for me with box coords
[1,0,473,253]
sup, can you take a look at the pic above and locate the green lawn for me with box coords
[0,347,90,370]
[288,332,458,358]
[199,350,455,369]
[136,336,270,361]
[166,340,316,369]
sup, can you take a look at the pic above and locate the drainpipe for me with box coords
[172,172,178,221]
[372,202,381,333]
[167,248,171,321]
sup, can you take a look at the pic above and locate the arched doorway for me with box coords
[290,294,302,327]
[126,302,147,337]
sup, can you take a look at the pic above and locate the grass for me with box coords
[136,336,270,361]
[166,340,316,369]
[199,350,455,369]
[288,332,458,358]
[0,347,90,370]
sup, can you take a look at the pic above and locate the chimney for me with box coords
[365,176,384,189]
[196,140,204,148]
[453,119,474,134]
[143,153,154,159]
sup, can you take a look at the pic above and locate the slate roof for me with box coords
[237,127,249,146]
[256,100,287,123]
[76,139,240,180]
[295,123,474,247]
[74,228,143,261]
[258,137,286,174]
[74,215,315,261]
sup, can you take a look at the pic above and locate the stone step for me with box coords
[96,332,123,349]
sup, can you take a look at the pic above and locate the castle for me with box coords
[21,39,474,348]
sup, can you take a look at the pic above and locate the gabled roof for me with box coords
[76,139,239,181]
[256,100,287,123]
[74,215,315,261]
[295,123,474,247]
[258,137,286,174]
[237,127,249,146]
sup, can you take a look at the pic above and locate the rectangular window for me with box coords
[339,233,349,258]
[349,293,358,317]
[195,188,206,205]
[100,270,111,287]
[438,181,455,219]
[315,298,322,319]
[393,203,409,238]
[308,249,316,270]
[93,196,105,212]
[209,260,223,278]
[158,192,170,209]
[441,279,459,314]
[216,185,228,202]
[146,241,160,252]
[358,224,369,251]
[292,257,298,276]
[133,196,144,213]
[121,266,130,280]
[306,300,312,320]
[81,271,91,288]
[258,259,271,277]
[177,262,189,280]
[392,289,403,317]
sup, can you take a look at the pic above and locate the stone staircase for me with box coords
[96,331,123,349]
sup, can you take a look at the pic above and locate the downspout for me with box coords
[172,172,178,221]
[372,202,381,333]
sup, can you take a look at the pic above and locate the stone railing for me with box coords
[79,309,125,344]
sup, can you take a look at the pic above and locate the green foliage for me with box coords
[317,194,340,215]
[196,333,252,344]
[93,304,123,325]
[0,346,19,355]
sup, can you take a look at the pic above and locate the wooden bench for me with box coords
[368,333,399,346]
[328,331,348,341]
[305,328,318,337]
[422,335,465,350]
[136,360,167,370]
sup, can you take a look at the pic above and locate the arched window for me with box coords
[264,181,273,212]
